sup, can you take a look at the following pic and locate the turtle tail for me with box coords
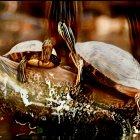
[0,56,18,77]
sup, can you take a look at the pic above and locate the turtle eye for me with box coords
[48,40,51,45]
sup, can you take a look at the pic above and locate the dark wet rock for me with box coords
[0,61,139,138]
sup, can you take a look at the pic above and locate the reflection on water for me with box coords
[0,89,140,140]
[0,116,139,140]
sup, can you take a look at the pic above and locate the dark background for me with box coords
[0,1,137,55]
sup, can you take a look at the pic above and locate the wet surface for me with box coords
[0,64,139,139]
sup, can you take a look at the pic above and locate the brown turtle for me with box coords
[58,21,140,112]
[2,39,60,82]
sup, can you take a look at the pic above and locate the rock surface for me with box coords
[0,58,138,138]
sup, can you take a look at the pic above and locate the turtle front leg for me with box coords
[17,58,27,83]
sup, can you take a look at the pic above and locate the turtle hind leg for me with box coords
[17,59,27,83]
[134,93,140,129]
[114,84,139,97]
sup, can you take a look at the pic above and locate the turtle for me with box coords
[57,21,140,112]
[1,39,61,82]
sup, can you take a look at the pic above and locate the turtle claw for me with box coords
[17,59,27,83]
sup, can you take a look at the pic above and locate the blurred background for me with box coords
[0,1,137,55]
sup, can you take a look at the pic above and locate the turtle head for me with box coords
[58,21,75,53]
[43,37,56,47]
[58,22,65,39]
[42,38,56,62]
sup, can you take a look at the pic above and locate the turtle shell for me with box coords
[75,41,140,90]
[0,40,59,79]
[3,40,57,58]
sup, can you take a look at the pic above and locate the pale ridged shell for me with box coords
[75,41,140,90]
[3,40,57,57]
